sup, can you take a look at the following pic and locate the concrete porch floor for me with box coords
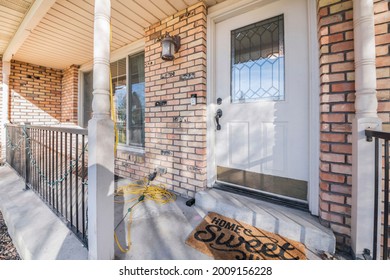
[0,165,337,260]
[113,178,335,260]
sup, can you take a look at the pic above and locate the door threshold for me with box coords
[213,182,309,212]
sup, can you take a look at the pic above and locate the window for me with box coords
[125,53,145,147]
[81,71,93,127]
[111,58,127,145]
[81,52,145,149]
[231,15,285,103]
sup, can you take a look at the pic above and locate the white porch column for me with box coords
[88,0,114,260]
[1,60,10,163]
[351,0,381,258]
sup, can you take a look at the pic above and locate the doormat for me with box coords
[186,212,307,260]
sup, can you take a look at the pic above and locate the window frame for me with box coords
[78,40,145,154]
[230,14,285,104]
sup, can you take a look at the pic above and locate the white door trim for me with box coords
[206,0,320,215]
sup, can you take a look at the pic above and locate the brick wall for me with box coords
[9,60,62,125]
[318,0,390,253]
[61,65,79,124]
[374,0,390,258]
[116,2,207,198]
[375,0,390,122]
[318,0,354,252]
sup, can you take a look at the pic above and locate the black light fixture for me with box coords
[161,32,181,61]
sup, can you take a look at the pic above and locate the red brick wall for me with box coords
[9,60,62,125]
[375,0,390,122]
[318,0,354,252]
[61,65,79,124]
[318,0,390,253]
[116,2,207,197]
[374,0,390,259]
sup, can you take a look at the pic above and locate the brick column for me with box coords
[62,64,79,124]
[318,0,355,252]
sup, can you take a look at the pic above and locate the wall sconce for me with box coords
[161,32,181,61]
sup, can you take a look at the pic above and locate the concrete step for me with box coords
[195,188,336,254]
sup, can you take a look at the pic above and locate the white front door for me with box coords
[214,0,309,201]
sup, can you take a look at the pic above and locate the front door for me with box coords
[214,0,309,202]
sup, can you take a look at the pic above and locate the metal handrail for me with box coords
[5,124,88,247]
[365,128,390,260]
[6,123,88,135]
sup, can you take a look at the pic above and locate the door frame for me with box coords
[206,0,320,215]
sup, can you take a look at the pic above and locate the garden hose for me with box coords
[114,173,176,253]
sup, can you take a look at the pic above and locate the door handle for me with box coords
[215,109,222,130]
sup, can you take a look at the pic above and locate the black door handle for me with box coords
[215,109,222,130]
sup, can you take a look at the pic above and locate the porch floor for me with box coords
[114,178,333,260]
[0,165,337,260]
[0,165,88,260]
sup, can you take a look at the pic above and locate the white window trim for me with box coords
[78,39,145,153]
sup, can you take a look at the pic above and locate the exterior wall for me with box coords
[318,0,390,253]
[318,0,355,252]
[375,0,390,122]
[374,0,390,257]
[61,65,79,124]
[9,60,63,125]
[115,2,207,197]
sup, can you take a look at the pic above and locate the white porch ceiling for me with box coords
[0,0,35,55]
[1,0,226,70]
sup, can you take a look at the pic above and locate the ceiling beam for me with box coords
[3,0,57,61]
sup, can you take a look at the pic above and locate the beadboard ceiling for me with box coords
[0,0,34,55]
[0,0,226,70]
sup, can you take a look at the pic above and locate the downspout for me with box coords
[351,0,381,259]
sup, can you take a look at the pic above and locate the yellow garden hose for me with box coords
[114,175,176,253]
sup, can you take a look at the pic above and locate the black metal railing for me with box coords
[5,124,88,247]
[366,128,390,260]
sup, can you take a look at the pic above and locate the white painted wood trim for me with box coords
[206,5,217,187]
[88,0,114,260]
[307,0,320,216]
[3,0,57,61]
[351,0,381,259]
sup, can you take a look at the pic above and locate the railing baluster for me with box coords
[5,124,88,246]
[374,137,379,260]
[60,131,63,216]
[56,131,59,213]
[75,134,79,234]
[38,129,41,196]
[81,134,86,240]
[45,129,48,202]
[65,132,68,221]
[69,133,73,228]
[384,140,389,260]
[50,131,56,207]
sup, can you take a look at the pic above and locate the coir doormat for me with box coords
[186,212,306,260]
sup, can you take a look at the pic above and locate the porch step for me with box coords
[194,188,336,254]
